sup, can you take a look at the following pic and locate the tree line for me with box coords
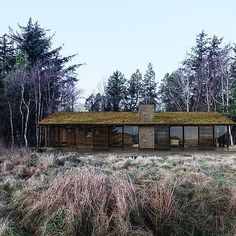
[0,18,81,147]
[1,20,236,148]
[85,31,236,118]
[85,63,158,111]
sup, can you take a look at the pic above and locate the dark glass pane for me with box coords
[170,126,183,148]
[55,127,61,145]
[124,126,139,148]
[49,126,61,146]
[65,126,76,146]
[77,126,93,147]
[93,127,108,147]
[184,126,198,147]
[49,127,55,146]
[155,126,169,148]
[214,126,228,147]
[199,126,213,147]
[232,126,236,145]
[61,127,68,146]
[109,126,123,147]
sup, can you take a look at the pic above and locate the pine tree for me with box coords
[185,31,210,111]
[0,34,15,145]
[126,69,142,111]
[85,93,106,111]
[105,70,127,111]
[159,69,193,111]
[10,18,56,65]
[228,46,236,116]
[0,18,82,146]
[0,34,15,92]
[140,63,157,106]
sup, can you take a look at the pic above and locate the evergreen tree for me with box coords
[140,63,157,106]
[228,46,236,117]
[105,70,127,111]
[185,31,210,111]
[126,69,142,111]
[0,34,15,144]
[0,18,82,146]
[85,93,106,111]
[0,34,15,92]
[159,31,234,112]
[160,69,193,111]
[10,18,57,65]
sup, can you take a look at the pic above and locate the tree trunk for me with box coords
[8,102,14,149]
[23,101,30,147]
[19,100,24,140]
[229,126,233,146]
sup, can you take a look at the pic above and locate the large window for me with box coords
[77,126,93,148]
[184,126,198,147]
[155,126,169,148]
[199,126,213,147]
[93,127,109,147]
[214,126,228,147]
[170,126,183,148]
[48,126,55,146]
[65,126,76,146]
[109,126,123,147]
[124,126,139,148]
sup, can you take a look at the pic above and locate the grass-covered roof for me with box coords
[38,111,235,125]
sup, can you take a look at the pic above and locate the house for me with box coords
[38,105,235,150]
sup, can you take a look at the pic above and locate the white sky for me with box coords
[1,0,236,100]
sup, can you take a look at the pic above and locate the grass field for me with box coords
[1,149,236,235]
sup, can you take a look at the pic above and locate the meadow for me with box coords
[1,148,236,235]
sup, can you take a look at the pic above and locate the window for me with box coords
[93,127,109,147]
[65,125,76,146]
[49,126,55,146]
[199,126,213,147]
[214,126,228,147]
[155,126,169,148]
[170,126,183,148]
[184,126,198,147]
[109,126,123,147]
[124,126,139,148]
[77,126,93,148]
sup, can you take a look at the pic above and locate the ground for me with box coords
[1,149,236,235]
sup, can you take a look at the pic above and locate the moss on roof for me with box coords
[38,111,235,125]
[154,112,234,125]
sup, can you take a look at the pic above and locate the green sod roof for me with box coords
[38,111,235,125]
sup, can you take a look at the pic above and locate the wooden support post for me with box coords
[76,126,79,147]
[198,125,200,148]
[213,125,215,148]
[108,126,111,149]
[122,126,124,150]
[227,125,230,149]
[92,126,95,150]
[48,126,50,147]
[45,126,47,147]
[168,125,171,148]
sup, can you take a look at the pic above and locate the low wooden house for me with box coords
[38,105,235,150]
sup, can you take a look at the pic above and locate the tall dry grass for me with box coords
[9,168,152,235]
[4,166,236,236]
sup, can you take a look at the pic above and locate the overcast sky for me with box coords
[1,0,236,99]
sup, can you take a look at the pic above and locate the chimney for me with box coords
[139,104,155,123]
[138,104,155,148]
